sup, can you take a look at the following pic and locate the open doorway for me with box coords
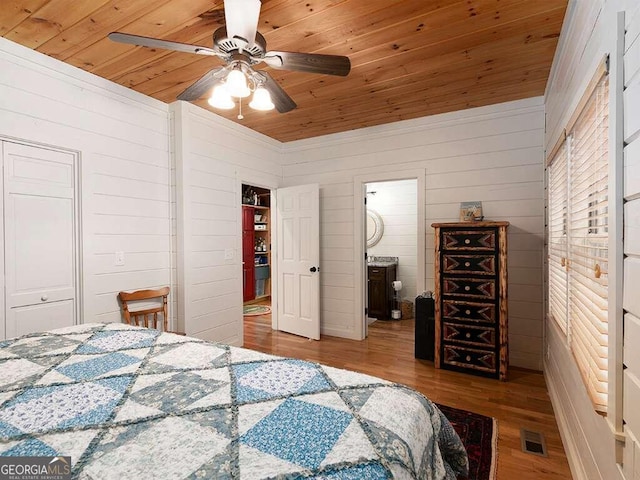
[365,179,418,327]
[241,184,272,319]
[240,182,321,341]
[354,171,425,340]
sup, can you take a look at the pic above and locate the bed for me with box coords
[0,323,468,479]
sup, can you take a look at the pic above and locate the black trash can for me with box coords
[415,294,435,361]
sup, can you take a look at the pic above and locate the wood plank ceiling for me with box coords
[1,0,568,142]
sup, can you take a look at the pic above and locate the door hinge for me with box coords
[364,197,367,205]
[365,252,368,259]
[365,307,368,315]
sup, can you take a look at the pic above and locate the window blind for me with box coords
[548,142,568,334]
[545,61,609,413]
[568,75,609,413]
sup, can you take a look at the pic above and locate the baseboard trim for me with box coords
[544,364,588,480]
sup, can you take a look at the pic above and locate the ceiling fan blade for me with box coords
[223,0,261,50]
[263,51,351,76]
[108,32,219,56]
[260,71,297,113]
[177,67,228,101]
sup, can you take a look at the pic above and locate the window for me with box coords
[547,68,609,413]
[548,142,568,335]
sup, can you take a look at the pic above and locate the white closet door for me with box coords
[3,142,77,338]
[276,184,320,340]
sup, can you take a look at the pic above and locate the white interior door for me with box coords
[276,184,320,340]
[3,142,77,339]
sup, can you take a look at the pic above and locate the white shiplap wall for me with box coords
[281,97,545,370]
[172,101,282,345]
[544,1,640,479]
[0,38,173,327]
[623,2,640,479]
[366,180,418,301]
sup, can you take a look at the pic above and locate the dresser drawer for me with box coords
[442,300,496,324]
[442,345,496,374]
[442,229,497,251]
[443,322,496,347]
[442,278,496,299]
[442,254,496,275]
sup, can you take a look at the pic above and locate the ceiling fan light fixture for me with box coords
[249,86,275,111]
[208,85,235,109]
[109,0,350,116]
[225,69,251,98]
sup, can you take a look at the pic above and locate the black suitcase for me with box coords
[415,295,435,360]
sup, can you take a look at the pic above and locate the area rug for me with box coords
[437,404,497,480]
[243,305,271,316]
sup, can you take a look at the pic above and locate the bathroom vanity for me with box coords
[367,256,398,320]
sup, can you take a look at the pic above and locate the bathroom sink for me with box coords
[368,261,397,267]
[368,256,399,268]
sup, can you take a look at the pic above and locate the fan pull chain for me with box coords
[237,98,244,120]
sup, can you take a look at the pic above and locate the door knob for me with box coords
[41,295,48,302]
[310,266,317,272]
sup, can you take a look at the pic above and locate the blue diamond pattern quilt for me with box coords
[0,323,468,479]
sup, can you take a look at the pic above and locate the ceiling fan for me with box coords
[108,0,351,115]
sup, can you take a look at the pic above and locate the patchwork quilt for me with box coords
[0,323,468,479]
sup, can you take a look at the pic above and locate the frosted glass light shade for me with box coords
[225,69,251,98]
[208,86,235,109]
[249,86,274,111]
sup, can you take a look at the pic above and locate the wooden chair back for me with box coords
[118,287,170,332]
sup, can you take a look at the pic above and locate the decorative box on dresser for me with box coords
[431,221,509,380]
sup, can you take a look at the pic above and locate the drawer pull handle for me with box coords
[465,262,471,267]
[464,286,471,291]
[466,355,472,362]
[465,309,471,315]
[41,295,48,302]
[465,333,471,338]
[464,239,471,244]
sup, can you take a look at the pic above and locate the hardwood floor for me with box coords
[243,315,572,480]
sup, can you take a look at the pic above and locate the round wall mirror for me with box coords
[366,208,384,248]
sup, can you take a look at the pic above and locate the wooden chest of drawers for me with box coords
[432,222,509,380]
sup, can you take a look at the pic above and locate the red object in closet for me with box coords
[242,206,255,302]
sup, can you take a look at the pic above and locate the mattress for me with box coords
[0,323,468,479]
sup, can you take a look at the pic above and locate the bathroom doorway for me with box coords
[354,171,426,340]
[365,179,419,326]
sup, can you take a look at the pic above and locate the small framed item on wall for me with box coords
[459,201,483,222]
